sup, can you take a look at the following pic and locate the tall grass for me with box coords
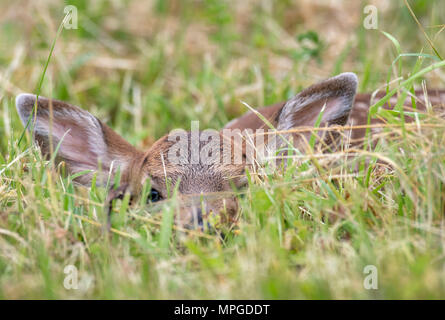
[0,0,445,299]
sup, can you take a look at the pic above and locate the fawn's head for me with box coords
[16,73,358,228]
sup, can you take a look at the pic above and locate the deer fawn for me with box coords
[15,73,445,229]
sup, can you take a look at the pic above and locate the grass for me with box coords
[1,0,445,299]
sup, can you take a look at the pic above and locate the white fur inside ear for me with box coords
[44,108,108,166]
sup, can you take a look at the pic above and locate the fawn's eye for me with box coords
[148,188,162,203]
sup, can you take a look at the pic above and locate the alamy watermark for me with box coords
[162,119,346,166]
[363,265,378,290]
[63,264,93,291]
[166,121,293,166]
[63,5,78,30]
[363,5,378,30]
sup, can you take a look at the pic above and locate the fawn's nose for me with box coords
[184,206,208,230]
[181,197,239,229]
[195,208,204,226]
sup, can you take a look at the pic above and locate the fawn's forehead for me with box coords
[139,131,246,191]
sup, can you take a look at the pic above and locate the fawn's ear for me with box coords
[271,72,358,151]
[277,72,357,131]
[224,73,358,133]
[16,94,142,186]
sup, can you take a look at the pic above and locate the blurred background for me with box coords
[0,0,444,150]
